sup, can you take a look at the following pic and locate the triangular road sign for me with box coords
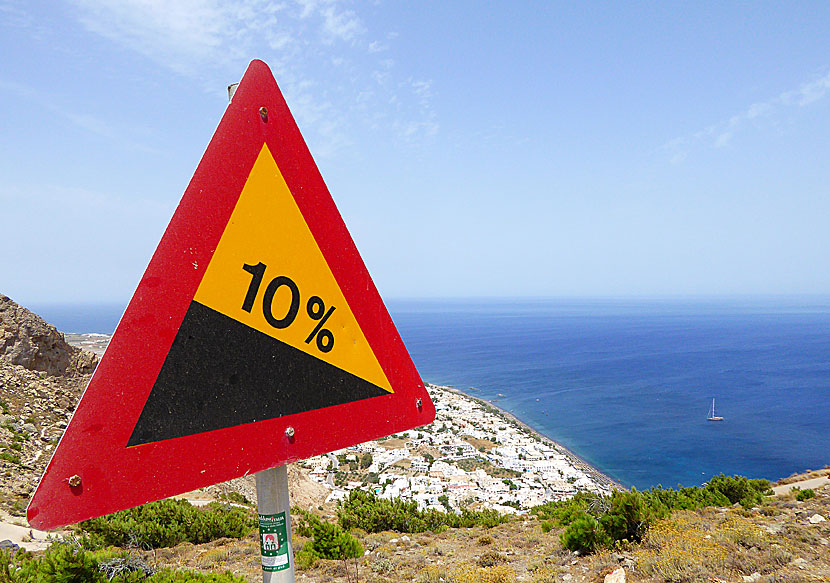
[28,60,435,530]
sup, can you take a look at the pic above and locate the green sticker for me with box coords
[258,512,290,572]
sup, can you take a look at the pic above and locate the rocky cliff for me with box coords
[0,294,98,514]
[0,294,97,377]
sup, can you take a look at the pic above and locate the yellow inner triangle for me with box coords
[193,144,392,393]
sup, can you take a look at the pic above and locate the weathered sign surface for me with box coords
[28,60,435,530]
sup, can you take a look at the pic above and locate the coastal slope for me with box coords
[0,294,98,516]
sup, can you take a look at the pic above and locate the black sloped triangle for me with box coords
[127,301,388,447]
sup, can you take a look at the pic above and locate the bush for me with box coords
[531,491,600,525]
[0,453,20,465]
[14,544,104,583]
[795,488,816,501]
[337,490,507,533]
[600,490,662,543]
[477,550,506,567]
[560,515,604,554]
[294,547,316,571]
[705,474,770,508]
[0,545,245,582]
[218,492,250,506]
[531,474,771,555]
[79,499,255,549]
[295,510,363,568]
[148,570,245,582]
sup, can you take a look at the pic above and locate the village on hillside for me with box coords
[298,384,616,514]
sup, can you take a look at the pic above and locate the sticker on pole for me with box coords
[259,513,290,572]
[27,59,435,531]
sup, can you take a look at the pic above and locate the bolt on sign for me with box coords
[28,60,436,531]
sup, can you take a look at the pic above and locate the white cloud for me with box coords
[781,72,830,106]
[664,70,830,161]
[295,0,319,19]
[73,0,233,74]
[69,0,439,154]
[320,4,364,43]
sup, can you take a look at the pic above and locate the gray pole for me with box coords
[227,81,294,583]
[255,466,295,582]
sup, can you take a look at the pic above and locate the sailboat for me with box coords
[707,398,724,421]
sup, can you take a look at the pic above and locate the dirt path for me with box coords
[0,517,53,551]
[773,475,830,496]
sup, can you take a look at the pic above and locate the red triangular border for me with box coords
[27,60,435,530]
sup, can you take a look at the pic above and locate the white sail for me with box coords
[707,398,724,421]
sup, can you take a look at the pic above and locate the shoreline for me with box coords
[438,384,626,492]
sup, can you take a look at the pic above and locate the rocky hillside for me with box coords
[0,295,97,377]
[128,474,829,583]
[0,294,99,514]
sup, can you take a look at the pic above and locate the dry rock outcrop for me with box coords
[0,294,99,514]
[0,294,97,376]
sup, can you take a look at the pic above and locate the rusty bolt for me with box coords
[67,475,82,488]
[416,399,423,410]
[259,106,268,121]
[285,426,295,439]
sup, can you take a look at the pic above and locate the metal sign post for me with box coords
[233,80,297,583]
[256,466,294,582]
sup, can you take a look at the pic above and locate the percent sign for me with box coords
[241,262,336,353]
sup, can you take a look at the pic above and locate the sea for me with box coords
[31,297,830,491]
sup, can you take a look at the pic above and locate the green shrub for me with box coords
[0,545,245,582]
[218,492,250,506]
[705,474,770,508]
[0,453,20,465]
[476,550,506,567]
[795,488,815,501]
[337,490,507,533]
[294,546,318,570]
[148,570,245,582]
[9,544,104,583]
[294,510,363,568]
[560,515,604,554]
[79,499,254,549]
[531,491,599,525]
[602,489,665,543]
[532,474,770,555]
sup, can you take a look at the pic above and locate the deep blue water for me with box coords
[387,298,830,490]
[30,303,125,335]
[33,298,830,490]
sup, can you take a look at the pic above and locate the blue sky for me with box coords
[2,1,829,304]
